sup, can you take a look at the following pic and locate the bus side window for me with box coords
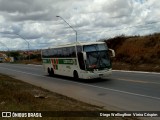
[45,49,50,58]
[53,48,57,57]
[57,48,62,58]
[66,47,70,57]
[70,47,76,57]
[62,48,66,57]
[77,46,82,53]
[51,49,54,57]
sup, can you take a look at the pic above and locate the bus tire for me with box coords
[51,68,54,76]
[48,68,51,76]
[73,71,79,79]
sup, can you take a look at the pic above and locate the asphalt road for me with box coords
[0,63,160,113]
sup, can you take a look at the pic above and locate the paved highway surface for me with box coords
[0,63,160,118]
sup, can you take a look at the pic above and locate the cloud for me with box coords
[0,0,160,50]
[102,0,133,17]
[0,15,5,23]
[0,0,60,22]
[0,0,52,13]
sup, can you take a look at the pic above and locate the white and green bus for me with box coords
[41,42,115,79]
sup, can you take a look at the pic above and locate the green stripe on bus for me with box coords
[42,59,51,64]
[43,58,77,65]
[58,59,77,65]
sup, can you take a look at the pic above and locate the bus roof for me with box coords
[45,41,106,49]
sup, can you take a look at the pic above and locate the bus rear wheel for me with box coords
[51,68,54,76]
[48,68,52,76]
[73,71,79,79]
[48,68,54,76]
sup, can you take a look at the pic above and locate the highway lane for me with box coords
[0,63,160,112]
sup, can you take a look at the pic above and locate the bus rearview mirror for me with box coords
[109,49,115,57]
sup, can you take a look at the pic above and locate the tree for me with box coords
[8,51,20,60]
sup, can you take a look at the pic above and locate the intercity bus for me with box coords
[41,42,115,79]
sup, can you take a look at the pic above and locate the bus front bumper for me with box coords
[83,69,112,79]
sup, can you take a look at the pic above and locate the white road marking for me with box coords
[0,66,160,101]
[27,64,42,67]
[113,78,160,85]
[113,70,160,75]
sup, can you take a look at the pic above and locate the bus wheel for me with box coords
[51,68,54,76]
[48,68,51,76]
[73,71,79,79]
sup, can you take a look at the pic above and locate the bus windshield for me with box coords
[83,44,107,52]
[83,44,111,70]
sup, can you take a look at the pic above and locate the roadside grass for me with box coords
[0,74,138,120]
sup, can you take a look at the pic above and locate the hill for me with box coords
[104,33,160,72]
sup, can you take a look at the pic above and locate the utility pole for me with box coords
[15,33,30,61]
[56,16,77,42]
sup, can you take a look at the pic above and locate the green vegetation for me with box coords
[105,33,160,72]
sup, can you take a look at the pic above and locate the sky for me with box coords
[0,0,160,50]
